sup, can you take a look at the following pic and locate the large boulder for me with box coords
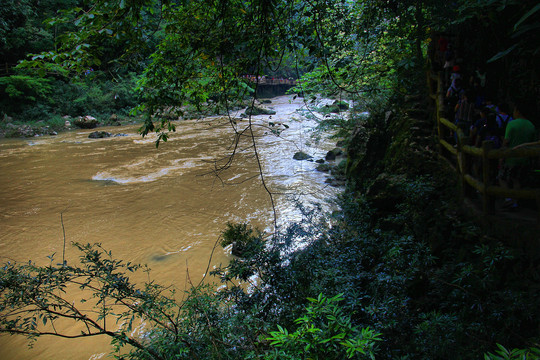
[316,163,332,172]
[325,147,344,161]
[323,100,349,114]
[74,116,99,129]
[243,105,276,116]
[333,100,349,111]
[88,131,111,139]
[293,151,313,161]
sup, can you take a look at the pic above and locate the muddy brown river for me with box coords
[0,95,341,359]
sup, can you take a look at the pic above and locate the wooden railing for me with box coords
[428,71,540,218]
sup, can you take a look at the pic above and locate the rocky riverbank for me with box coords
[0,98,265,139]
[0,113,133,139]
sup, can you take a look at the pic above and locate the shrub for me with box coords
[484,344,540,360]
[266,294,381,360]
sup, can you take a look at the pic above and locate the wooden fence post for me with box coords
[457,129,469,200]
[435,72,446,154]
[427,69,540,220]
[482,140,495,214]
[535,190,540,227]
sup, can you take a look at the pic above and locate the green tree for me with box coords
[19,0,446,140]
[0,243,177,360]
[0,242,382,360]
[0,0,80,75]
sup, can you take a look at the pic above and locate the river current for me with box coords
[0,95,341,359]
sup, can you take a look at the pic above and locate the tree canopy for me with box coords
[2,0,539,131]
[13,0,435,134]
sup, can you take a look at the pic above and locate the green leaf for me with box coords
[511,23,540,38]
[514,3,540,31]
[487,44,518,63]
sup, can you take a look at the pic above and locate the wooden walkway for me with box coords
[427,71,540,224]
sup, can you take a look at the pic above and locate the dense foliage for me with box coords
[0,0,145,129]
[2,0,539,130]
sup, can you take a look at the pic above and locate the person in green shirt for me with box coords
[498,98,537,210]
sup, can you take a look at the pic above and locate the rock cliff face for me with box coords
[344,92,460,249]
[346,94,441,186]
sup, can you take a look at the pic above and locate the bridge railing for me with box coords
[241,75,298,86]
[428,71,540,218]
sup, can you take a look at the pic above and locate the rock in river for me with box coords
[242,105,276,116]
[88,131,112,139]
[293,151,313,161]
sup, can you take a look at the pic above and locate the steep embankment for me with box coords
[340,91,540,358]
[346,93,459,251]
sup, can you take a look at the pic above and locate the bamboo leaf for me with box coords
[486,44,518,63]
[514,3,540,31]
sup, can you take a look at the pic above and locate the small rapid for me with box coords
[0,95,342,359]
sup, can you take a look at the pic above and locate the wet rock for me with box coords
[324,100,349,114]
[315,159,325,164]
[243,105,276,116]
[334,159,347,176]
[325,147,343,161]
[114,133,128,137]
[293,151,312,161]
[333,100,349,111]
[325,177,346,187]
[6,123,35,137]
[74,115,99,129]
[88,131,111,139]
[316,163,332,172]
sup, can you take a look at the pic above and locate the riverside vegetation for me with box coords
[2,97,539,359]
[1,0,540,359]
